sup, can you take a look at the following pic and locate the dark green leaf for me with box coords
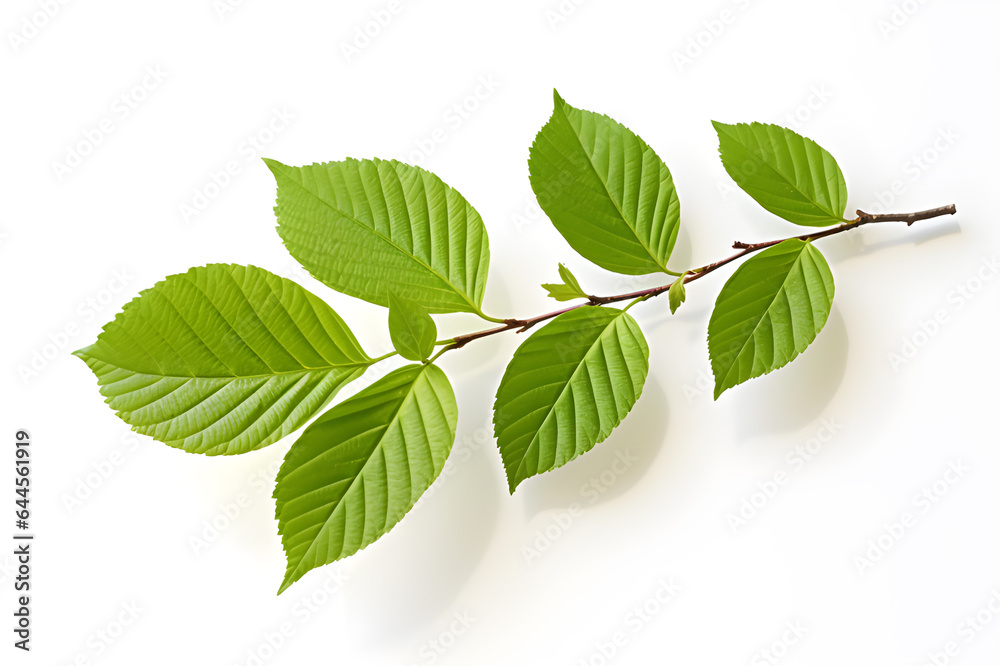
[713,121,849,227]
[529,91,681,275]
[708,240,835,399]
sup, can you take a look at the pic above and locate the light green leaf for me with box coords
[274,363,457,593]
[713,121,849,227]
[265,157,491,316]
[388,292,436,361]
[541,263,589,302]
[74,264,373,455]
[708,240,835,399]
[668,274,687,314]
[493,307,649,493]
[528,91,681,275]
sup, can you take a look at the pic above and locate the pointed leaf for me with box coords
[529,91,681,275]
[541,263,589,302]
[708,240,835,399]
[265,158,491,315]
[388,292,436,361]
[274,363,457,593]
[713,121,849,227]
[493,307,649,492]
[74,264,373,455]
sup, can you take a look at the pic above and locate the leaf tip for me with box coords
[261,157,287,179]
[710,119,733,136]
[502,462,523,495]
[552,88,565,107]
[712,382,726,401]
[72,345,94,362]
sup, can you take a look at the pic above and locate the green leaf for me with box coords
[528,90,681,276]
[541,263,589,302]
[265,157,491,316]
[274,363,457,593]
[708,240,835,399]
[73,264,373,455]
[668,274,687,314]
[493,307,649,493]
[387,292,436,361]
[712,121,849,227]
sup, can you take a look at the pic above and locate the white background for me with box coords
[2,1,998,664]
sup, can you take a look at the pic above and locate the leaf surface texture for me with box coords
[274,364,457,592]
[75,264,371,455]
[529,92,681,275]
[708,240,835,398]
[267,158,490,315]
[494,307,649,492]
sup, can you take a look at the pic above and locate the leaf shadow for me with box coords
[518,377,669,519]
[334,371,503,650]
[669,224,694,274]
[728,306,849,441]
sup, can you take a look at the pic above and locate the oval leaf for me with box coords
[74,264,372,455]
[265,157,491,315]
[708,240,835,399]
[713,121,849,227]
[493,307,649,493]
[528,91,681,275]
[274,363,457,593]
[388,292,436,361]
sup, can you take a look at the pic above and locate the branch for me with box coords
[856,204,956,226]
[443,205,956,353]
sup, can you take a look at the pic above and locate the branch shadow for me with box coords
[822,217,963,265]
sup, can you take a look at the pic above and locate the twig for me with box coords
[855,204,956,226]
[443,205,956,353]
